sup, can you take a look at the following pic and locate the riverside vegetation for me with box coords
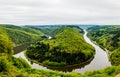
[0,24,120,77]
[87,25,120,66]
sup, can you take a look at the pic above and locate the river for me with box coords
[14,29,111,73]
[72,29,111,73]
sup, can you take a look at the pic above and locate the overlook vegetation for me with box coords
[87,25,120,66]
[26,26,95,67]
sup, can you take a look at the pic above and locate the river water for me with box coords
[72,29,111,73]
[14,29,111,73]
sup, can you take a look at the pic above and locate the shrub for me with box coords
[0,56,13,72]
[12,57,31,69]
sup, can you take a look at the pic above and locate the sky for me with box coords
[0,0,120,25]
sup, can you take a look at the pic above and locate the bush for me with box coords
[12,57,31,69]
[0,56,13,72]
[0,34,13,55]
[110,50,120,65]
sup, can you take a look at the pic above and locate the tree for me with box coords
[0,34,13,55]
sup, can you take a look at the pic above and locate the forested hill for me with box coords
[48,26,84,37]
[26,26,95,67]
[35,25,84,36]
[0,24,44,45]
[87,25,120,66]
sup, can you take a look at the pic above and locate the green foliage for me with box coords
[23,68,82,77]
[42,60,66,67]
[40,26,83,37]
[110,50,120,66]
[84,66,120,77]
[40,28,57,36]
[0,55,12,72]
[0,28,13,55]
[26,26,95,67]
[88,25,120,65]
[0,24,44,45]
[12,57,31,69]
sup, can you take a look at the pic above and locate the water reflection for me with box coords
[47,57,93,72]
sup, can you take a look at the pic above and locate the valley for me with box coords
[0,24,120,77]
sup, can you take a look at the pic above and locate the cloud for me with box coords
[0,0,120,25]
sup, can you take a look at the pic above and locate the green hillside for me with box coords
[0,24,44,45]
[26,26,95,67]
[0,28,13,55]
[87,25,120,66]
[39,26,83,37]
